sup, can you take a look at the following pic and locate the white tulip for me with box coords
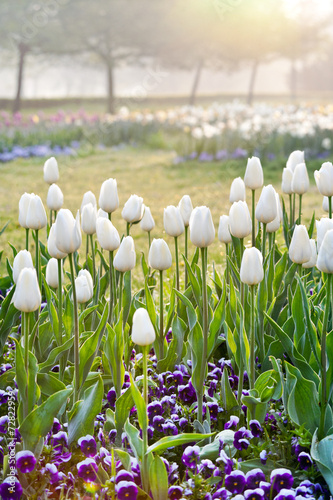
[81,191,97,213]
[240,247,264,285]
[281,168,293,195]
[26,194,47,230]
[113,236,136,272]
[148,238,172,271]
[317,229,333,273]
[316,217,333,252]
[13,268,41,312]
[244,157,264,190]
[291,163,309,195]
[75,274,93,304]
[97,208,108,218]
[96,217,120,251]
[44,157,59,184]
[18,193,33,229]
[314,162,333,197]
[99,178,119,214]
[289,225,312,264]
[218,215,232,244]
[229,201,252,239]
[55,209,82,254]
[81,203,97,235]
[323,196,329,213]
[255,185,278,224]
[131,308,156,346]
[48,223,67,259]
[178,195,193,226]
[46,258,62,288]
[122,195,144,223]
[302,239,317,269]
[229,177,246,203]
[267,193,282,233]
[140,207,155,232]
[164,206,185,237]
[78,269,93,296]
[286,150,304,172]
[13,250,34,284]
[189,206,215,247]
[47,184,64,211]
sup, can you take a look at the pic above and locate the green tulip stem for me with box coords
[289,194,292,227]
[299,194,302,224]
[58,259,65,380]
[148,230,151,249]
[142,345,149,493]
[251,189,256,247]
[159,270,164,360]
[197,247,208,424]
[126,222,130,236]
[319,273,331,440]
[108,213,112,222]
[240,238,244,307]
[23,311,30,419]
[108,250,114,324]
[49,209,53,228]
[225,243,229,285]
[174,236,180,291]
[292,193,296,225]
[237,309,244,406]
[261,223,267,262]
[329,196,332,219]
[86,234,89,265]
[250,285,256,390]
[69,252,79,403]
[89,234,96,284]
[25,228,29,251]
[184,226,189,289]
[118,271,124,314]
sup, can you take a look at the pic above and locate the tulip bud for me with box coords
[229,201,252,239]
[255,185,278,224]
[302,239,317,269]
[291,163,309,195]
[281,168,293,195]
[244,157,264,190]
[99,178,119,214]
[81,191,97,213]
[44,157,59,184]
[267,193,281,233]
[97,208,108,218]
[140,207,155,232]
[47,184,64,211]
[55,209,82,254]
[189,206,215,247]
[314,162,333,197]
[240,247,264,285]
[286,150,304,172]
[317,229,333,273]
[96,217,120,251]
[229,177,246,203]
[48,223,67,259]
[13,250,34,284]
[18,193,33,228]
[218,215,232,244]
[131,308,156,346]
[122,195,144,223]
[13,268,41,312]
[113,236,136,272]
[164,206,184,237]
[46,258,62,288]
[289,225,312,264]
[316,217,333,252]
[78,269,93,295]
[81,203,97,235]
[148,238,172,271]
[75,270,93,304]
[26,194,47,230]
[178,195,193,226]
[323,196,329,213]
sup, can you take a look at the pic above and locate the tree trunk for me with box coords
[189,60,203,106]
[106,60,115,114]
[247,59,259,106]
[13,43,29,114]
[290,58,297,103]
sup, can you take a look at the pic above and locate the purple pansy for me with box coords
[297,452,313,470]
[212,488,229,499]
[270,469,294,493]
[16,450,36,473]
[168,485,183,499]
[274,489,296,500]
[0,476,23,500]
[224,415,239,430]
[244,488,265,500]
[225,470,246,494]
[78,434,97,457]
[77,457,98,481]
[245,469,266,489]
[249,420,263,437]
[182,445,200,469]
[115,480,138,500]
[234,427,253,450]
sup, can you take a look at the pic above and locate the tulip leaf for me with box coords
[174,289,197,331]
[115,448,132,471]
[39,337,74,373]
[311,430,333,495]
[105,316,125,395]
[123,270,132,326]
[78,330,100,389]
[183,254,201,308]
[145,279,157,332]
[156,338,178,373]
[273,252,287,296]
[37,373,66,397]
[188,322,204,394]
[141,252,149,278]
[209,278,227,344]
[0,287,20,355]
[68,375,103,444]
[171,315,187,364]
[221,367,238,412]
[20,388,72,453]
[124,418,143,462]
[42,275,60,344]
[115,387,134,437]
[147,432,214,455]
[63,291,74,339]
[130,373,148,432]
[149,455,169,500]
[164,287,176,336]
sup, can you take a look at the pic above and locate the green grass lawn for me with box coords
[0,147,326,285]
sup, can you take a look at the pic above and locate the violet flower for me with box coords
[225,470,246,494]
[77,457,98,481]
[115,480,138,500]
[16,450,37,473]
[182,445,200,469]
[0,476,23,500]
[270,469,293,493]
[78,434,97,457]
